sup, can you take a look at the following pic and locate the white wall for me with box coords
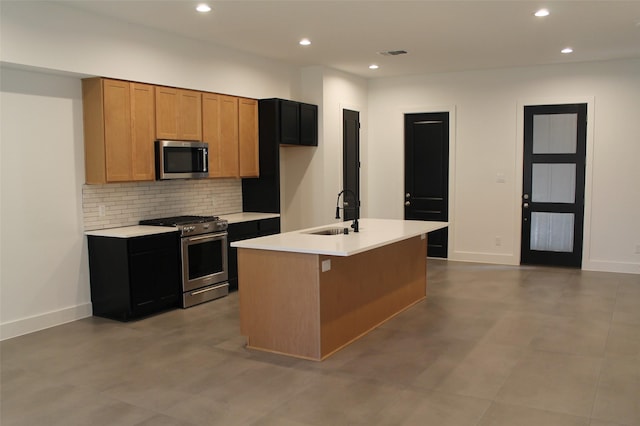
[0,1,296,339]
[1,68,91,339]
[368,59,640,273]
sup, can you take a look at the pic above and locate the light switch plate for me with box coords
[321,259,331,272]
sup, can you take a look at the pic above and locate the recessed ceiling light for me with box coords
[534,8,550,17]
[561,47,574,54]
[369,64,379,70]
[196,4,211,13]
[299,38,311,46]
[378,50,408,56]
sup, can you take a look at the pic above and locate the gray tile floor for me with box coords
[2,260,639,426]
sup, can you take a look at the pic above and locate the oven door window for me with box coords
[187,238,223,279]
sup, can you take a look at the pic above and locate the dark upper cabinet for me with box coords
[280,99,301,145]
[299,102,318,146]
[242,98,318,213]
[260,98,318,147]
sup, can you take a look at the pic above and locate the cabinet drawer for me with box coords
[258,218,281,236]
[228,221,259,241]
[128,232,179,254]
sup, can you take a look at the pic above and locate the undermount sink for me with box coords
[305,227,347,236]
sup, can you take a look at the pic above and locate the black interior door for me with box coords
[404,112,449,258]
[343,109,360,221]
[521,104,587,267]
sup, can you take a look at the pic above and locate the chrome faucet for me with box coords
[335,189,359,232]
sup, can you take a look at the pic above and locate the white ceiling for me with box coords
[58,0,640,78]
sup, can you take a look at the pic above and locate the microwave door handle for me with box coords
[202,148,208,172]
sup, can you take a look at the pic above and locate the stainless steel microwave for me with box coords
[155,140,209,180]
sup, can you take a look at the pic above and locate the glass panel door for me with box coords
[521,104,587,267]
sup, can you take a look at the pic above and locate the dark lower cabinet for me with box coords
[227,217,280,291]
[87,232,181,321]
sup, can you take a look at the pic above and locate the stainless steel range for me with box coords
[140,215,229,308]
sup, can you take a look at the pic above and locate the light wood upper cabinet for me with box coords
[202,94,258,178]
[130,83,156,181]
[155,87,202,141]
[83,77,256,183]
[203,93,239,177]
[238,97,259,178]
[82,78,155,184]
[219,95,240,177]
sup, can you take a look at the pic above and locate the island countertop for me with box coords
[230,218,448,257]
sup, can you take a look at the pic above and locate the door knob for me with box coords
[405,201,411,206]
[405,193,411,198]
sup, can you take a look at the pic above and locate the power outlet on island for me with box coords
[321,259,331,272]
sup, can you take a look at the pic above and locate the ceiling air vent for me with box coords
[378,50,408,56]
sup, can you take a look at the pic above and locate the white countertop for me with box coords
[219,212,280,224]
[85,225,178,238]
[231,218,448,257]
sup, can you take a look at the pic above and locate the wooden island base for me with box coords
[238,235,427,361]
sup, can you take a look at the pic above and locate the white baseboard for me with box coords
[583,259,640,275]
[449,251,519,266]
[1,303,93,341]
[446,253,640,275]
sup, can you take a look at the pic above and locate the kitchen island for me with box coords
[232,218,448,361]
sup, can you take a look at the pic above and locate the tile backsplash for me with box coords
[82,179,242,230]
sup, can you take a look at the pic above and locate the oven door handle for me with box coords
[186,234,225,243]
[191,283,227,296]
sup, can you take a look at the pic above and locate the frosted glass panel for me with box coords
[532,163,576,203]
[530,212,574,252]
[533,114,577,154]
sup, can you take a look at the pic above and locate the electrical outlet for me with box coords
[635,244,640,254]
[98,205,106,217]
[495,236,502,246]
